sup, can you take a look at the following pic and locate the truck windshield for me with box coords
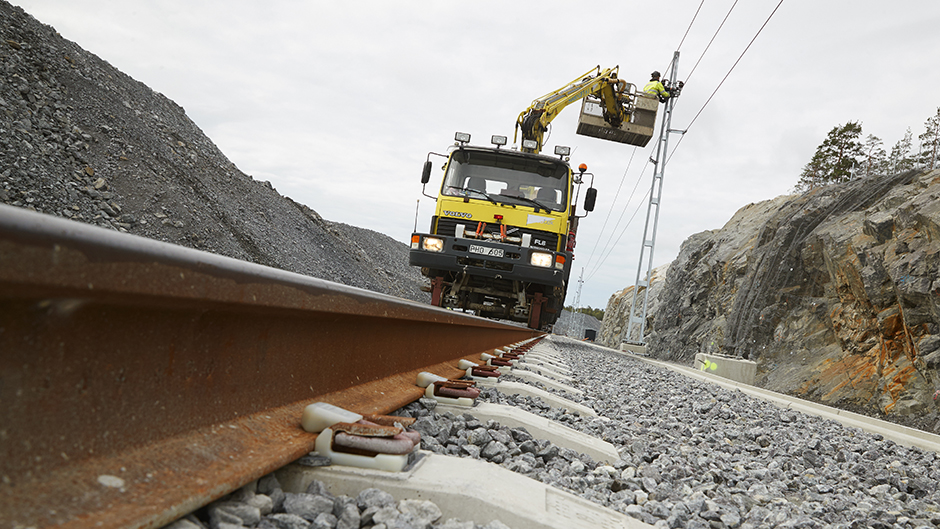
[441,149,569,212]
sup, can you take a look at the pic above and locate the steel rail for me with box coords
[0,204,539,529]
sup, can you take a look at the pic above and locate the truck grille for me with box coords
[435,217,560,252]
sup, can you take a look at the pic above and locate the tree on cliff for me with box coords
[798,108,939,190]
[565,305,605,321]
[862,134,887,177]
[888,128,915,174]
[919,107,940,170]
[796,121,864,191]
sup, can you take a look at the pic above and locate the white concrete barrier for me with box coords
[620,343,648,355]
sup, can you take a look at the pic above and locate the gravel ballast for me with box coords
[399,337,940,529]
[184,336,940,528]
[169,473,511,529]
[11,2,939,528]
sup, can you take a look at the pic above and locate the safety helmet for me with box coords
[651,71,661,79]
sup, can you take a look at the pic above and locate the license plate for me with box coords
[469,244,504,258]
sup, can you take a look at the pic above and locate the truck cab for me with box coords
[410,134,595,330]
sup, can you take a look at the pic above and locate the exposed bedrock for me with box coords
[602,169,940,428]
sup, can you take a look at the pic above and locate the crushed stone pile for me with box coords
[0,1,428,302]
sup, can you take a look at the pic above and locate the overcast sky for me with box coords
[15,1,940,310]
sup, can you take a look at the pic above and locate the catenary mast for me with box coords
[622,51,684,346]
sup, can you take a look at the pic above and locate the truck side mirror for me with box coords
[421,161,433,184]
[584,187,597,212]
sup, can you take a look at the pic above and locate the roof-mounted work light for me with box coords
[491,135,507,148]
[455,132,471,145]
[522,139,538,151]
[554,145,571,157]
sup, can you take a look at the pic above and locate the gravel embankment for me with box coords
[0,2,429,303]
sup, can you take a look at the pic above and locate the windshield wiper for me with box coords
[506,195,553,213]
[449,186,498,205]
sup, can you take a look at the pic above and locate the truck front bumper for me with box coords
[409,233,568,288]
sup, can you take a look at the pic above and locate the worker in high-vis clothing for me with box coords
[644,71,670,102]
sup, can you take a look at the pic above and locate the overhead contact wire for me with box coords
[586,185,652,283]
[676,0,707,51]
[685,0,740,85]
[583,146,639,272]
[584,0,784,289]
[668,0,785,163]
[587,0,703,284]
[585,159,652,282]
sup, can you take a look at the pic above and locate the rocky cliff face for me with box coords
[0,2,428,302]
[615,169,940,429]
[598,264,669,346]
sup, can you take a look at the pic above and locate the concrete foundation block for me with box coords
[694,353,756,385]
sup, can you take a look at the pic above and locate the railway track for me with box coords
[6,203,940,529]
[0,204,538,528]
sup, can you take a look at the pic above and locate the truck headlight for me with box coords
[422,237,444,252]
[530,252,553,268]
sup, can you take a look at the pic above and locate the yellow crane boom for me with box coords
[514,66,634,153]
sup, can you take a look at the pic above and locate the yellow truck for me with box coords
[410,66,659,329]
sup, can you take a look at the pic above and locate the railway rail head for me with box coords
[0,204,539,529]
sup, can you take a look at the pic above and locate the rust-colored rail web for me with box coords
[0,205,538,528]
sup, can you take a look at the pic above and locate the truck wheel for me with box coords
[528,292,546,329]
[430,277,445,306]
